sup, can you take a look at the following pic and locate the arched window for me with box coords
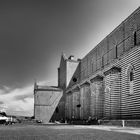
[126,64,134,95]
[105,86,111,94]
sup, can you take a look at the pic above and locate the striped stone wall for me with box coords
[65,46,140,120]
[104,71,121,119]
[120,47,140,119]
[90,77,104,119]
[65,7,140,121]
[79,7,140,83]
[80,83,91,120]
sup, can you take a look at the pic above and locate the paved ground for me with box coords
[0,124,140,140]
[74,125,140,135]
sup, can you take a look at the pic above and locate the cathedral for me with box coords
[34,7,140,124]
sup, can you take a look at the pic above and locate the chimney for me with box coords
[68,55,74,60]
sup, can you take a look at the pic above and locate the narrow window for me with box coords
[115,45,118,58]
[130,71,133,81]
[134,31,137,46]
[56,107,59,113]
[126,65,134,95]
[101,56,104,67]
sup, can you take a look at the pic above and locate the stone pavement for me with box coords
[0,124,140,140]
[73,125,140,135]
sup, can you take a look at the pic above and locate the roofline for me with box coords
[82,6,140,60]
[34,88,63,92]
[66,59,80,63]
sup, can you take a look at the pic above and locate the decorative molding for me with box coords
[90,75,104,83]
[104,66,121,76]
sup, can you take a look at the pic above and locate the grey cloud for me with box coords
[0,85,11,95]
[0,101,4,104]
[14,94,33,102]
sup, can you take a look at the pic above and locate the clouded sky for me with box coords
[0,0,140,116]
